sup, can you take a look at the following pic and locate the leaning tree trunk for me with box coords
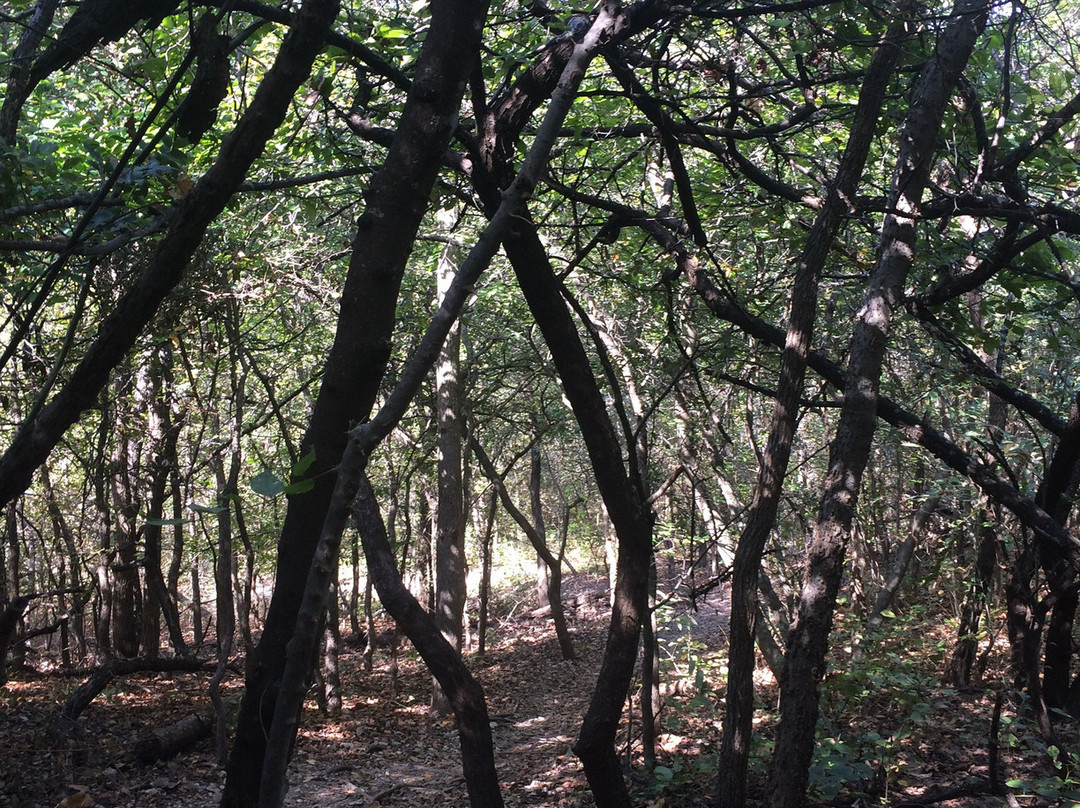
[504,211,654,807]
[1036,393,1080,709]
[767,3,991,805]
[221,0,488,801]
[354,475,504,807]
[716,15,908,805]
[433,237,467,715]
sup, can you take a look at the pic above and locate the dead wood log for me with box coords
[131,713,212,764]
[50,656,210,746]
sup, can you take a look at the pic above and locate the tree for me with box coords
[2,0,1080,806]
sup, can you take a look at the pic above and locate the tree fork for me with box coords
[767,1,992,803]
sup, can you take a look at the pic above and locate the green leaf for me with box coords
[284,478,315,495]
[250,470,286,497]
[652,765,674,783]
[145,517,187,526]
[189,502,227,515]
[292,449,317,477]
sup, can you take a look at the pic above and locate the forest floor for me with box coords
[2,572,1078,808]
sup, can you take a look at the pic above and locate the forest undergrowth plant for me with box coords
[815,606,970,801]
[999,711,1080,804]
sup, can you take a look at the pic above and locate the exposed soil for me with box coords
[1,573,1075,808]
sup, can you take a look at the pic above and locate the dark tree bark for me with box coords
[322,577,343,717]
[131,714,212,764]
[0,594,31,685]
[108,381,143,660]
[944,507,998,686]
[715,13,909,806]
[221,0,487,801]
[1006,555,1058,746]
[256,157,557,804]
[640,558,660,769]
[141,365,187,656]
[1036,394,1080,709]
[502,214,654,807]
[476,489,498,655]
[50,655,208,745]
[767,3,991,805]
[40,465,88,663]
[465,6,672,802]
[0,0,61,146]
[531,446,550,609]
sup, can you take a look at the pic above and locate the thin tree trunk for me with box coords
[323,578,342,717]
[40,465,88,664]
[349,530,361,639]
[1037,394,1080,709]
[477,489,497,656]
[470,438,576,659]
[853,493,939,663]
[362,575,375,672]
[355,475,504,808]
[504,212,653,807]
[716,13,909,804]
[191,564,204,649]
[433,236,467,715]
[531,446,550,609]
[768,4,990,804]
[944,507,997,685]
[0,0,60,146]
[141,343,187,655]
[640,558,660,769]
[233,499,257,673]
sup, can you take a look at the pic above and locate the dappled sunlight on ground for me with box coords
[3,573,1078,807]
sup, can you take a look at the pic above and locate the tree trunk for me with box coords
[716,14,908,805]
[640,558,660,769]
[40,465,88,664]
[355,475,504,807]
[470,438,576,659]
[191,564,204,648]
[433,237,467,715]
[944,508,997,686]
[142,340,187,656]
[1006,559,1058,748]
[1036,394,1080,709]
[222,0,490,801]
[853,492,939,664]
[323,578,342,717]
[132,714,212,764]
[767,3,990,804]
[0,0,60,146]
[503,215,653,807]
[362,575,375,672]
[349,529,362,639]
[0,594,31,685]
[0,0,332,512]
[109,395,143,660]
[477,490,497,656]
